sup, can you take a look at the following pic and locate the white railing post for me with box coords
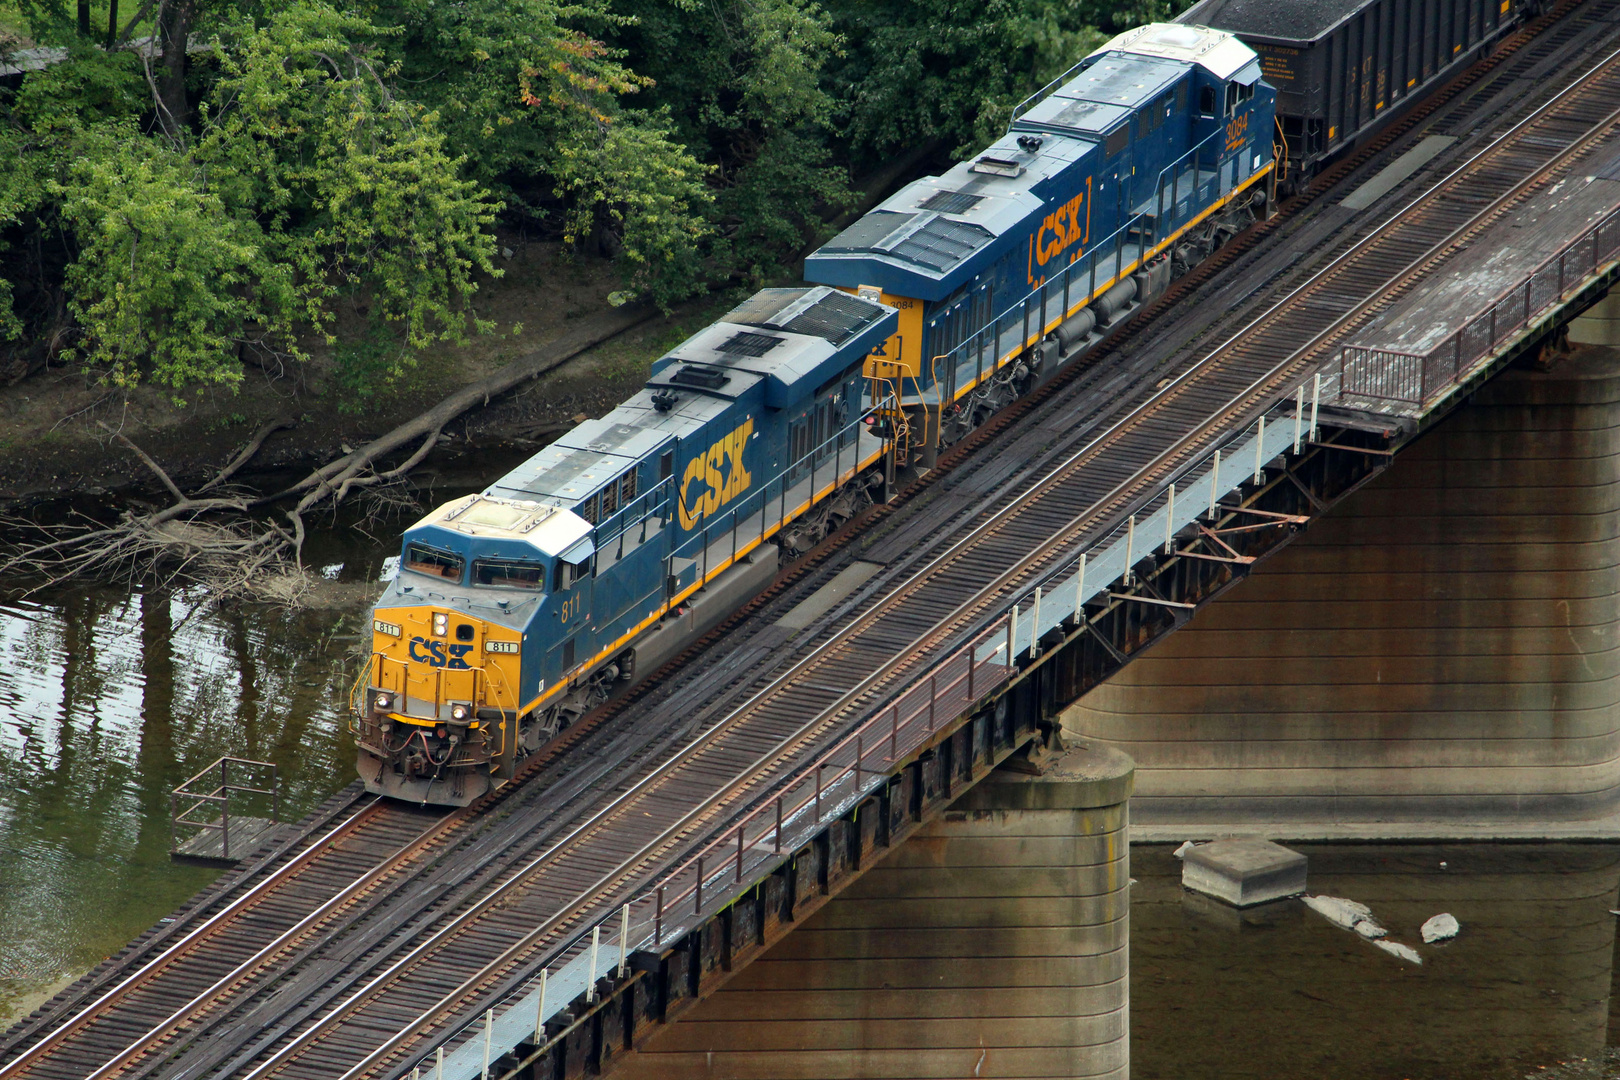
[1125,515,1135,585]
[618,904,630,979]
[1253,416,1265,484]
[1293,385,1303,453]
[587,925,601,1003]
[535,968,549,1045]
[1310,374,1321,440]
[1209,450,1220,518]
[1074,554,1087,622]
[1030,587,1042,659]
[1164,484,1175,554]
[1007,604,1019,667]
[482,1009,493,1080]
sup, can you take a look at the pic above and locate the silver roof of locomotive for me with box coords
[1099,22,1259,81]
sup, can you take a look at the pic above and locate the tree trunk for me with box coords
[157,0,194,133]
[77,0,90,37]
[106,0,120,49]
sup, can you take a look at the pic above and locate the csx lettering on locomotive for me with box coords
[408,636,474,669]
[1033,186,1091,269]
[678,417,754,530]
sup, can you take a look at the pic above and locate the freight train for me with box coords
[353,21,1285,804]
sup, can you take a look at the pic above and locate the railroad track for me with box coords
[5,6,1617,1078]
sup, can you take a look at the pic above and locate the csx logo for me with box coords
[678,418,753,530]
[1028,179,1092,286]
[409,636,473,669]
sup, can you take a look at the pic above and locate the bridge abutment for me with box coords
[614,742,1134,1079]
[1063,348,1620,835]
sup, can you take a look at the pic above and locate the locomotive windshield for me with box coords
[472,558,546,589]
[405,542,464,581]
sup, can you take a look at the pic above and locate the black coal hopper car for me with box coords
[1180,0,1537,191]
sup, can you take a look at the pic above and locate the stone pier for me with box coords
[1063,347,1620,833]
[616,742,1135,1079]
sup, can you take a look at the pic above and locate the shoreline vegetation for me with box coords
[0,0,1190,597]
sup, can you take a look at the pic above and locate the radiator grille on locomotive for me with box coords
[715,332,783,357]
[917,190,984,214]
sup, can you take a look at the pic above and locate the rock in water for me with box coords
[1375,940,1423,965]
[1353,918,1388,939]
[1421,913,1460,944]
[1303,895,1373,930]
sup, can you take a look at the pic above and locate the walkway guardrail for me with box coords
[1340,203,1620,406]
[170,757,280,862]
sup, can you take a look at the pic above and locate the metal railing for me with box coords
[928,144,1265,408]
[1340,185,1620,406]
[170,757,280,861]
[659,402,890,593]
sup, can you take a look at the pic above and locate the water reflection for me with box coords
[0,585,367,1022]
[1134,843,1620,1080]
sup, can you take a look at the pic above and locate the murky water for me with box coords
[1134,843,1620,1080]
[0,548,391,1022]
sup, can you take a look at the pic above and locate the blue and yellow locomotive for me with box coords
[355,287,897,803]
[807,21,1275,456]
[355,23,1280,804]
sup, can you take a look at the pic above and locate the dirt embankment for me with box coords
[0,239,736,511]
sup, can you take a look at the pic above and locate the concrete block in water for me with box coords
[1182,839,1307,907]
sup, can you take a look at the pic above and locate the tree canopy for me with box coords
[0,0,1187,395]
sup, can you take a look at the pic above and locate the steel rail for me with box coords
[78,804,463,1080]
[0,794,383,1079]
[305,47,1620,1080]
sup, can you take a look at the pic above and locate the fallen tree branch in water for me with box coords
[1,303,663,603]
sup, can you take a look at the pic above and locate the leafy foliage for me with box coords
[613,0,852,287]
[0,0,1182,394]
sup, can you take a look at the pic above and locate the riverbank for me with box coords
[0,237,735,512]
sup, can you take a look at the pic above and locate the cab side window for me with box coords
[1198,86,1217,117]
[1226,81,1253,115]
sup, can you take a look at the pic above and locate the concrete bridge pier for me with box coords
[1063,346,1620,834]
[615,742,1135,1079]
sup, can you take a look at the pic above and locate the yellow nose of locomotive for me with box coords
[362,606,521,725]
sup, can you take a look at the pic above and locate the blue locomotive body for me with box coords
[804,23,1276,446]
[356,23,1280,805]
[356,287,896,803]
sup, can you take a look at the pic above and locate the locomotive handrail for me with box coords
[1011,55,1098,122]
[934,208,1148,404]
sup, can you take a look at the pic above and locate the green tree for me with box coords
[611,0,853,288]
[824,0,1111,163]
[55,131,292,389]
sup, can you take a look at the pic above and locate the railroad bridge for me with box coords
[10,3,1620,1079]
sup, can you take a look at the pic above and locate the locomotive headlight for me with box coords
[450,703,471,722]
[431,612,449,636]
[373,692,394,712]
